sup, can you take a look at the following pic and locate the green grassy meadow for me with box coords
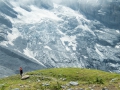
[0,68,120,90]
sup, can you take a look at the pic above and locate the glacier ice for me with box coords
[0,0,120,77]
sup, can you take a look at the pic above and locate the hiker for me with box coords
[20,67,23,77]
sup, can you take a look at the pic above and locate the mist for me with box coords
[8,0,107,7]
[51,0,107,6]
[8,0,115,10]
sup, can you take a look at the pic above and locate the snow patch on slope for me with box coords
[0,28,21,46]
[13,5,61,24]
[23,48,35,59]
[44,46,52,50]
[23,47,45,66]
[116,30,120,33]
[60,35,77,51]
[95,45,104,58]
[115,45,120,49]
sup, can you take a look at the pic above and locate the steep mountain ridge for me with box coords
[0,45,45,78]
[0,0,120,77]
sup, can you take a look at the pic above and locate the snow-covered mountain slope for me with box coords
[0,0,120,77]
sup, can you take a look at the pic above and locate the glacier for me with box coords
[0,0,120,78]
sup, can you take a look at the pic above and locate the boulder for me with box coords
[69,81,79,86]
[21,75,29,80]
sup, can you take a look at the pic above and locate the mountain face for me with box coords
[0,0,120,77]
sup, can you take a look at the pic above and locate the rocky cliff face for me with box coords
[0,0,120,77]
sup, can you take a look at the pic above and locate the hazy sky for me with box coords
[7,0,117,8]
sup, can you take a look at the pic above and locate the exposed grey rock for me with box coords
[79,88,85,90]
[67,89,73,90]
[73,88,85,90]
[61,85,66,88]
[37,79,40,82]
[110,78,117,82]
[42,83,50,86]
[102,87,109,90]
[60,78,67,81]
[12,88,20,90]
[69,81,79,86]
